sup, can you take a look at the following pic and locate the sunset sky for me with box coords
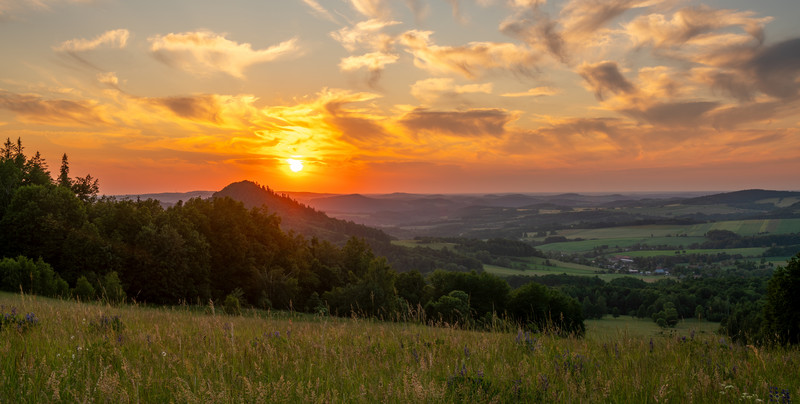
[1,0,798,194]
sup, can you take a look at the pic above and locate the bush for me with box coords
[224,289,244,316]
[425,290,470,324]
[100,271,126,304]
[73,276,95,301]
[0,256,69,297]
[507,282,585,336]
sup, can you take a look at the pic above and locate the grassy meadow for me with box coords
[2,292,798,403]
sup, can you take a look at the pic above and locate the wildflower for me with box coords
[161,351,167,357]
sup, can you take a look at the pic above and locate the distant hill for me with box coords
[213,181,392,245]
[682,189,800,210]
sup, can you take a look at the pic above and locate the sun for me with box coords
[287,158,304,173]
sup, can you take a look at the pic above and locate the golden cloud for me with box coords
[149,31,300,78]
[54,29,130,52]
[410,78,493,104]
[399,30,539,79]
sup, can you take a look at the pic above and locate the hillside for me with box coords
[213,180,391,245]
[2,292,798,402]
[681,189,800,208]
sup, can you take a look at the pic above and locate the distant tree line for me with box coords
[506,263,800,346]
[0,138,584,335]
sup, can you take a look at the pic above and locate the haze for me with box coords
[0,0,798,194]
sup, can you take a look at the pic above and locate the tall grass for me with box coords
[1,291,797,403]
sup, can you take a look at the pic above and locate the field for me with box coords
[535,218,800,255]
[483,257,659,283]
[4,292,797,402]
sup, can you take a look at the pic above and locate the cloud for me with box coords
[147,95,223,124]
[410,78,493,104]
[560,0,663,39]
[54,29,129,52]
[625,6,771,49]
[339,52,400,88]
[300,0,338,23]
[502,86,559,97]
[748,38,800,100]
[313,89,391,144]
[339,52,399,72]
[0,90,109,126]
[622,101,719,127]
[691,68,755,102]
[399,108,513,137]
[97,72,119,87]
[349,0,390,19]
[399,30,539,79]
[501,9,568,64]
[578,61,635,100]
[330,19,401,52]
[149,31,300,78]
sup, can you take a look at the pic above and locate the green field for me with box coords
[483,257,660,283]
[535,218,800,254]
[552,219,800,240]
[391,240,459,250]
[608,247,768,258]
[1,292,797,402]
[585,316,720,339]
[537,236,706,254]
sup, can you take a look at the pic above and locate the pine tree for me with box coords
[58,153,72,188]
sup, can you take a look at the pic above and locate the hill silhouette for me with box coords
[213,180,391,245]
[681,189,800,210]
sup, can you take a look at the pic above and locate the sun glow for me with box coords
[287,158,304,172]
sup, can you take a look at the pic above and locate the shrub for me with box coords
[0,256,69,297]
[224,289,244,316]
[100,271,126,304]
[73,276,95,301]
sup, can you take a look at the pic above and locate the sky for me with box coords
[0,0,798,195]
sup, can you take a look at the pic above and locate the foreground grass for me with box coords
[1,292,798,403]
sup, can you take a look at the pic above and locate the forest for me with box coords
[0,138,583,334]
[1,138,798,345]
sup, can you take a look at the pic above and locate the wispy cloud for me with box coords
[578,61,635,100]
[54,29,129,52]
[399,30,539,79]
[349,0,390,19]
[149,31,300,78]
[399,108,513,137]
[300,0,338,23]
[0,90,109,126]
[502,86,558,97]
[625,6,771,49]
[410,78,493,104]
[330,19,401,52]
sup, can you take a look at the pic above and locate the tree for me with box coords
[652,302,679,328]
[58,153,72,188]
[508,281,585,336]
[0,185,87,267]
[425,290,470,324]
[762,254,800,345]
[71,174,99,203]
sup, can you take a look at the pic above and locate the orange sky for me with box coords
[0,0,798,194]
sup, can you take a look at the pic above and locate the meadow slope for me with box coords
[1,292,797,403]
